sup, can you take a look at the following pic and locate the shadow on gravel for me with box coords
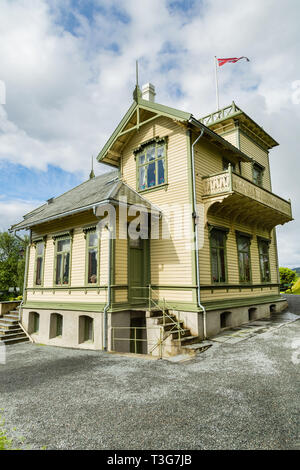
[0,353,113,394]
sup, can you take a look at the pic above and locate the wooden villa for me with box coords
[9,83,293,356]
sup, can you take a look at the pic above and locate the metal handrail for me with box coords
[129,285,185,354]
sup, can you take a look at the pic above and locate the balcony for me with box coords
[202,169,293,230]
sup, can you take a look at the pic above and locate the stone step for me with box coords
[0,327,23,335]
[153,315,181,325]
[1,335,29,345]
[174,335,201,345]
[0,331,27,341]
[0,317,19,325]
[0,321,19,330]
[169,329,191,339]
[9,310,20,315]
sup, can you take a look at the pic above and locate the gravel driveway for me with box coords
[1,318,299,450]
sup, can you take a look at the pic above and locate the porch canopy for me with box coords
[10,171,161,232]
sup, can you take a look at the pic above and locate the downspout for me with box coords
[93,204,112,351]
[19,243,29,322]
[103,228,112,351]
[190,127,207,339]
[14,230,28,321]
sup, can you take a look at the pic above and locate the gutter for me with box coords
[190,128,207,339]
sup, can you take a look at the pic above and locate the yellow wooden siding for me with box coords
[26,211,110,304]
[121,116,193,291]
[218,129,238,148]
[194,139,223,202]
[239,133,271,191]
[198,211,279,303]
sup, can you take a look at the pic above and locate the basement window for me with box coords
[220,311,231,329]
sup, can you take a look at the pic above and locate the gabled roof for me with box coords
[97,87,252,166]
[10,170,160,232]
[199,102,278,149]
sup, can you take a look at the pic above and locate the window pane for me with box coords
[157,145,164,158]
[211,248,219,282]
[35,257,43,285]
[157,158,165,185]
[147,162,156,187]
[56,254,62,284]
[147,146,155,161]
[57,239,70,252]
[88,248,97,283]
[219,248,226,282]
[62,252,70,284]
[139,153,145,165]
[36,242,44,256]
[89,232,98,247]
[139,166,145,190]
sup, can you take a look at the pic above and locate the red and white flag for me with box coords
[217,57,250,67]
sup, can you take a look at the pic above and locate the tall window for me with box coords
[136,140,166,191]
[87,231,99,284]
[55,238,71,285]
[210,229,227,283]
[252,163,263,187]
[258,238,271,282]
[34,241,44,286]
[237,234,252,283]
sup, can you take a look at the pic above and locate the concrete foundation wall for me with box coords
[22,308,103,350]
[196,299,288,339]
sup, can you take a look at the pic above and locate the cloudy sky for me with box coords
[0,0,299,267]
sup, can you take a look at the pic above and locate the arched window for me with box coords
[29,312,40,334]
[220,311,231,329]
[50,313,63,338]
[79,316,94,343]
[270,304,276,314]
[248,308,257,321]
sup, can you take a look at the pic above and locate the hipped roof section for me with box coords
[96,86,253,167]
[10,170,161,232]
[199,102,278,149]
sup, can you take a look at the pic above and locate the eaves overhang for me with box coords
[189,117,253,163]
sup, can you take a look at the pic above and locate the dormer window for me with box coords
[135,139,167,191]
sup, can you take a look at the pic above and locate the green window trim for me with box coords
[208,226,229,284]
[85,229,101,286]
[33,237,46,287]
[53,236,72,287]
[236,231,252,284]
[134,137,168,192]
[257,236,271,283]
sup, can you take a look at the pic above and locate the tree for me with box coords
[279,267,297,286]
[0,231,29,300]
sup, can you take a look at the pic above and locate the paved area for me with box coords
[211,311,300,344]
[0,314,299,450]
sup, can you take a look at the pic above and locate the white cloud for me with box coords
[0,199,42,232]
[0,0,299,265]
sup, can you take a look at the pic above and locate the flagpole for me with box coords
[214,56,219,111]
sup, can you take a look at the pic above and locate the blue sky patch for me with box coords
[0,162,84,203]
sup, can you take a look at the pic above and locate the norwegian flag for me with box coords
[217,57,250,67]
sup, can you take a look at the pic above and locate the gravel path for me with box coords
[1,319,299,450]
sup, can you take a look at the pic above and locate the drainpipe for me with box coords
[103,227,112,351]
[190,128,207,339]
[14,230,28,321]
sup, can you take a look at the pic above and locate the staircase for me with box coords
[0,310,30,346]
[148,309,210,357]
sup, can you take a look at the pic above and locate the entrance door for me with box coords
[128,237,149,305]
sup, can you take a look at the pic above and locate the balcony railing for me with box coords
[202,169,292,219]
